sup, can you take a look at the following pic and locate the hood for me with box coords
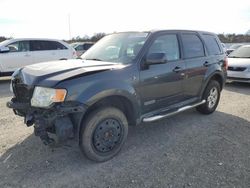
[228,58,250,67]
[17,59,127,87]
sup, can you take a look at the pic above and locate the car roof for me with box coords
[73,42,95,45]
[115,29,216,35]
[6,38,64,42]
[149,29,215,35]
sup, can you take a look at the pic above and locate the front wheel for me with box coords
[80,107,128,162]
[196,80,221,114]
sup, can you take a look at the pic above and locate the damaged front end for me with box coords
[7,70,86,145]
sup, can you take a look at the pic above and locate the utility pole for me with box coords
[68,14,71,40]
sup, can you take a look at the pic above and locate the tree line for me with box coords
[0,33,106,43]
[1,33,250,43]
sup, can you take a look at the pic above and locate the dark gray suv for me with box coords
[7,30,227,162]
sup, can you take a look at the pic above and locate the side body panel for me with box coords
[56,64,142,121]
[137,31,186,114]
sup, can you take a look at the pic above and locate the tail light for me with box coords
[73,50,77,58]
[223,57,228,70]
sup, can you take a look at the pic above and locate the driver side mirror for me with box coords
[0,46,10,53]
[146,53,167,65]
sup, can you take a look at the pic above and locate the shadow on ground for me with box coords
[225,82,250,95]
[0,110,250,187]
[0,77,11,98]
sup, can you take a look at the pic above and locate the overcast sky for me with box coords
[0,0,250,40]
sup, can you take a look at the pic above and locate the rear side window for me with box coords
[202,34,222,55]
[30,40,67,51]
[181,33,205,58]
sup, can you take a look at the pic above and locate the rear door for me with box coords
[29,40,69,64]
[0,40,31,72]
[180,32,208,99]
[139,32,186,114]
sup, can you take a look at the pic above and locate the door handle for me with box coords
[173,66,182,73]
[24,54,30,57]
[203,61,212,67]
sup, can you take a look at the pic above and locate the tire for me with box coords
[196,80,221,114]
[80,107,128,162]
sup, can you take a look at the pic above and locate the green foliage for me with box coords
[0,36,8,42]
[67,33,106,43]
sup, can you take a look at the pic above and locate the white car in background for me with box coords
[71,42,94,57]
[0,38,77,76]
[227,45,250,83]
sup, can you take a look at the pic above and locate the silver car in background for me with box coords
[227,45,250,83]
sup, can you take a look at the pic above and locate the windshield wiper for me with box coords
[85,58,103,61]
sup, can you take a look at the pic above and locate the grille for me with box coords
[12,78,33,103]
[228,66,247,71]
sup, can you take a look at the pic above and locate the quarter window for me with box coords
[182,34,205,58]
[148,34,180,61]
[202,34,222,55]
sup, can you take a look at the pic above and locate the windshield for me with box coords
[229,46,250,58]
[81,32,148,64]
[229,44,244,50]
[70,43,80,48]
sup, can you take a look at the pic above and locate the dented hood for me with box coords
[16,59,126,87]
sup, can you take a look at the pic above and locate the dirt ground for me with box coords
[0,77,249,188]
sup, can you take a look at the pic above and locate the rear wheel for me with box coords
[196,80,221,114]
[80,107,128,162]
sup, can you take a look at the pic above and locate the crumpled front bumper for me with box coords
[7,98,87,145]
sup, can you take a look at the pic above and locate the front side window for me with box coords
[7,41,30,52]
[81,32,148,64]
[147,34,180,61]
[182,33,205,58]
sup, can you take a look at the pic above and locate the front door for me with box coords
[139,33,185,114]
[1,41,31,72]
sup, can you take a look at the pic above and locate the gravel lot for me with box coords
[0,77,249,188]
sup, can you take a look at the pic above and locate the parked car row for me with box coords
[0,39,95,76]
[0,38,78,76]
[1,36,249,83]
[225,43,250,55]
[227,45,250,83]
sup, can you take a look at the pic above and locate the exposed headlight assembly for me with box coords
[31,87,67,108]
